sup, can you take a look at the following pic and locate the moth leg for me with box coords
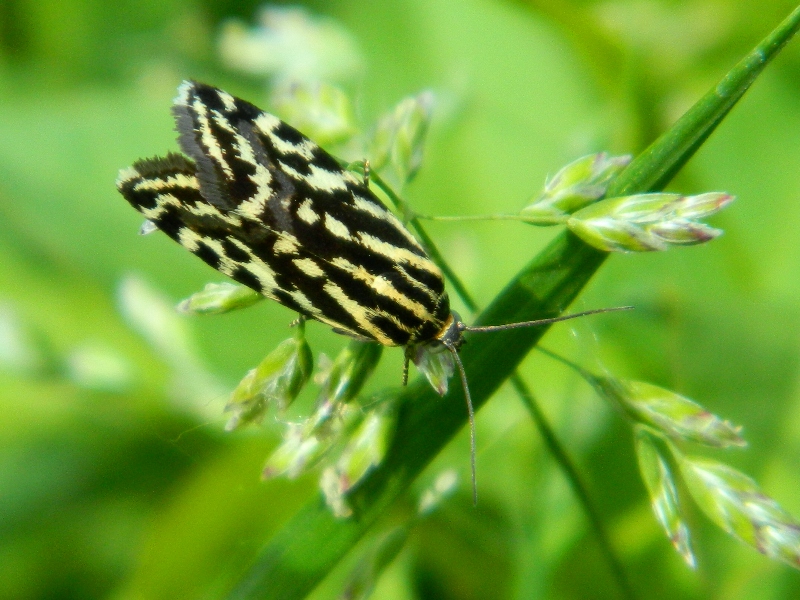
[402,353,410,386]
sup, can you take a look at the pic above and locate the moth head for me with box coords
[435,311,466,351]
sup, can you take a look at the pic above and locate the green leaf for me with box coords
[339,526,410,600]
[226,8,800,599]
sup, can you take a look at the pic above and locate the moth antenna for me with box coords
[464,306,633,334]
[444,342,477,506]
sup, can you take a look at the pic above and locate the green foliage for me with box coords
[3,2,800,600]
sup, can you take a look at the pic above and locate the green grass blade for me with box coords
[606,5,800,197]
[227,8,800,599]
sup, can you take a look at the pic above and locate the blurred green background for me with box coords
[2,0,800,598]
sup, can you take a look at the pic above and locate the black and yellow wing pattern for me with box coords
[117,81,451,347]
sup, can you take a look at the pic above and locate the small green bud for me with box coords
[521,153,631,223]
[278,395,397,517]
[369,91,435,188]
[320,465,353,518]
[319,404,397,517]
[635,427,695,568]
[262,401,360,479]
[271,80,357,147]
[262,422,324,480]
[177,282,263,315]
[593,378,745,448]
[333,405,396,494]
[647,220,721,245]
[65,344,133,393]
[679,455,800,569]
[225,326,312,430]
[418,469,459,515]
[567,192,734,252]
[410,344,454,396]
[673,190,736,219]
[0,305,58,377]
[316,340,382,406]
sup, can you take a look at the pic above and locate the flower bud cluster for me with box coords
[567,192,734,252]
[238,340,395,517]
[521,153,631,223]
[590,371,800,570]
[225,323,313,430]
[369,92,435,188]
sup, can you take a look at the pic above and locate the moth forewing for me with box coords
[119,81,453,350]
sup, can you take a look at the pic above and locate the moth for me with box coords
[117,81,623,502]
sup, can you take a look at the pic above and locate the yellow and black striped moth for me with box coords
[117,81,625,503]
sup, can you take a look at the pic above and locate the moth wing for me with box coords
[121,81,451,345]
[116,155,297,313]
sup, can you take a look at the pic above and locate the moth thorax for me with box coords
[434,311,465,350]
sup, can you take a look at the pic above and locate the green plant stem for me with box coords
[537,344,595,380]
[510,375,636,600]
[374,171,634,598]
[412,212,566,225]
